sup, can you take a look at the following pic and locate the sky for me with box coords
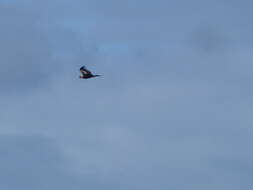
[0,0,253,189]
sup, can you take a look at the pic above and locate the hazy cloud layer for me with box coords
[1,0,253,189]
[0,135,88,190]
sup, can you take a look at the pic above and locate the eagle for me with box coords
[79,66,101,79]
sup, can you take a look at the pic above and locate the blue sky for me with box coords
[0,0,253,189]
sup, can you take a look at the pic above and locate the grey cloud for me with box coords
[0,5,55,93]
[1,0,253,189]
[0,135,88,190]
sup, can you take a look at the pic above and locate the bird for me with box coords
[79,66,101,79]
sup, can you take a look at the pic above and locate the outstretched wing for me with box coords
[80,66,92,76]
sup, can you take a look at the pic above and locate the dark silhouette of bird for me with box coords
[79,66,101,79]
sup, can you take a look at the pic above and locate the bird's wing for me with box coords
[80,66,92,75]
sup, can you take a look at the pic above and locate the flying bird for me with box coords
[79,66,101,79]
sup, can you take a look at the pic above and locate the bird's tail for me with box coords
[93,75,101,77]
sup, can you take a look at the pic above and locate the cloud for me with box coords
[0,6,54,93]
[0,134,87,190]
[1,0,253,189]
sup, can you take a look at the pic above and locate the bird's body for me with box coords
[79,66,101,79]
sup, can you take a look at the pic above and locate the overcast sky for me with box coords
[0,0,253,189]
